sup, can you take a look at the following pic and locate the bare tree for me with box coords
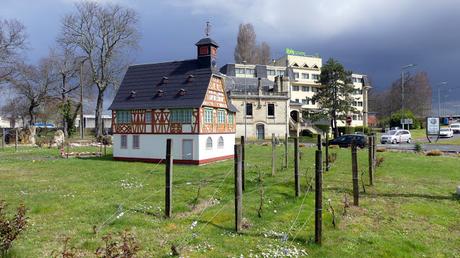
[59,1,140,137]
[0,19,27,82]
[1,97,29,127]
[7,59,56,126]
[370,72,432,120]
[234,23,257,64]
[256,41,271,65]
[49,47,80,137]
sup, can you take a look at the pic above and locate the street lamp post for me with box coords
[401,64,416,130]
[437,82,448,118]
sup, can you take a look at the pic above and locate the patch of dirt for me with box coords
[176,198,220,218]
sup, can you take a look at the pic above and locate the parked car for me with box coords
[380,129,412,144]
[329,134,367,148]
[439,128,454,138]
[451,123,460,134]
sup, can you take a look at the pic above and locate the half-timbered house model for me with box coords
[109,36,237,165]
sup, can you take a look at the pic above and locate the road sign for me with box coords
[400,119,413,125]
[346,116,352,125]
[426,117,440,135]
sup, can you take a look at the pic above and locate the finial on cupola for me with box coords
[205,21,211,37]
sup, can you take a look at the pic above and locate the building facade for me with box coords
[220,66,290,140]
[221,48,371,139]
[109,37,236,165]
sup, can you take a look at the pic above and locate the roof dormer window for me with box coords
[303,64,309,68]
[161,76,169,84]
[186,74,195,83]
[129,90,136,98]
[156,90,164,97]
[178,88,186,96]
[292,63,299,67]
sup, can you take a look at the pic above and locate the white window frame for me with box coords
[206,137,213,150]
[121,135,128,149]
[132,135,140,149]
[218,136,224,149]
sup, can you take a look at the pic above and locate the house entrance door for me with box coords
[182,139,193,160]
[256,124,265,140]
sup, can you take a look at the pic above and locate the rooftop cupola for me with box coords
[195,22,219,68]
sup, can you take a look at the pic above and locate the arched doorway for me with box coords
[256,124,265,140]
[290,110,299,123]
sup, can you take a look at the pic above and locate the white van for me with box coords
[451,123,460,134]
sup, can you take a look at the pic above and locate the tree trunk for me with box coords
[332,112,338,138]
[62,74,68,138]
[28,104,35,126]
[95,89,104,138]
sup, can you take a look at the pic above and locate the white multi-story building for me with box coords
[221,48,371,137]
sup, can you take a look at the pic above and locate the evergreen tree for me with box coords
[311,58,356,138]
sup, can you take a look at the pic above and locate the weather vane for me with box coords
[205,21,211,37]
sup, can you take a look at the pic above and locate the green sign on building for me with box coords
[285,48,306,56]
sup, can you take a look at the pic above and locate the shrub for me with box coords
[414,143,423,153]
[426,150,443,156]
[0,201,27,257]
[376,157,385,167]
[95,231,140,258]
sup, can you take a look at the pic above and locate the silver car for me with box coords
[381,130,412,144]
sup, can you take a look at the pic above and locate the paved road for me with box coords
[377,134,460,152]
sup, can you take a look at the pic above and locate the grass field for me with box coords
[0,144,459,257]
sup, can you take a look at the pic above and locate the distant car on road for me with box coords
[329,134,367,148]
[380,129,412,144]
[439,128,454,138]
[450,123,460,134]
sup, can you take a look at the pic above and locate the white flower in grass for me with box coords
[190,220,198,230]
[116,212,125,219]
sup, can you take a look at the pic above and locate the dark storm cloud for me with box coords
[1,0,459,107]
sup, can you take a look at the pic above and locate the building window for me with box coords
[246,68,255,75]
[358,101,363,107]
[276,70,285,76]
[295,99,300,103]
[218,136,224,148]
[121,135,127,149]
[132,135,140,149]
[292,86,299,91]
[145,112,151,123]
[267,69,276,76]
[311,87,318,93]
[312,74,320,80]
[170,109,193,123]
[294,72,299,79]
[353,114,358,120]
[204,108,213,123]
[206,137,213,149]
[199,46,209,55]
[301,86,309,92]
[302,73,309,79]
[228,113,234,124]
[235,68,245,74]
[246,103,253,116]
[116,111,131,124]
[217,109,226,124]
[311,99,316,105]
[267,103,275,117]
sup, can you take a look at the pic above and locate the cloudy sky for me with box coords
[1,0,459,110]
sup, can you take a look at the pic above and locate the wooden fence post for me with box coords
[240,136,245,191]
[15,128,18,152]
[272,133,276,176]
[368,136,374,186]
[317,134,322,151]
[294,137,300,197]
[372,134,377,171]
[165,139,173,218]
[1,128,4,150]
[315,149,323,244]
[351,141,359,206]
[284,133,288,168]
[234,144,243,232]
[325,133,329,171]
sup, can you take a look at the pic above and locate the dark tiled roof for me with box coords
[195,37,219,47]
[109,59,217,110]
